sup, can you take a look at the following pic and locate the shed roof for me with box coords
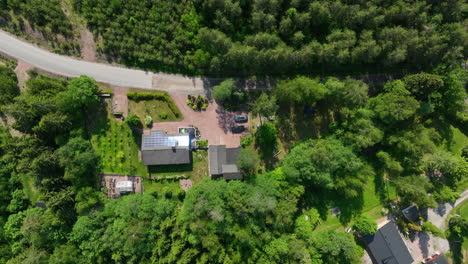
[364,222,413,264]
[402,205,420,222]
[116,181,133,193]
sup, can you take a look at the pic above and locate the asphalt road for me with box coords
[0,30,154,88]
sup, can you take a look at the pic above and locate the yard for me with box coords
[88,99,148,176]
[316,174,397,232]
[128,99,181,123]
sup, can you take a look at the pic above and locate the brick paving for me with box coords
[147,93,249,148]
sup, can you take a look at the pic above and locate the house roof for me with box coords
[141,130,191,165]
[142,148,191,166]
[209,145,242,179]
[364,222,414,264]
[424,254,449,264]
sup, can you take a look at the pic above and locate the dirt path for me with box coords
[14,60,33,91]
[112,86,129,117]
[80,29,96,62]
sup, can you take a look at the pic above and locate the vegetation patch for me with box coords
[88,99,147,176]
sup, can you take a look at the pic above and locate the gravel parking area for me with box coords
[148,93,248,148]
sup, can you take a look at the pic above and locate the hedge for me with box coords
[127,92,182,118]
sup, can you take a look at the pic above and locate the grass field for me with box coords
[128,99,181,123]
[88,99,148,176]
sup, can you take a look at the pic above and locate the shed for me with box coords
[116,181,133,193]
[402,205,420,222]
[364,222,414,264]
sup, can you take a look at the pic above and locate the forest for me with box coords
[0,56,467,263]
[0,0,466,75]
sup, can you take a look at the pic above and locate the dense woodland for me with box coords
[0,0,467,75]
[0,58,467,263]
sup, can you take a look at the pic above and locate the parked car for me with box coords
[231,125,245,133]
[234,115,248,123]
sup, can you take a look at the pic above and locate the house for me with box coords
[364,222,414,264]
[402,205,420,222]
[141,130,191,166]
[208,145,242,180]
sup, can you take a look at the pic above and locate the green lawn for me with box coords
[88,99,148,176]
[20,173,40,203]
[143,179,180,194]
[128,99,181,123]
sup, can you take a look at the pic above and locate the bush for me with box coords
[237,149,258,173]
[240,134,253,148]
[144,116,153,127]
[353,215,377,235]
[159,111,168,120]
[422,222,445,238]
[256,122,278,147]
[125,114,142,128]
[197,140,208,148]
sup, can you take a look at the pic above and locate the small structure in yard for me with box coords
[141,130,192,166]
[423,253,449,264]
[208,145,242,180]
[102,174,142,199]
[364,221,414,264]
[402,205,420,222]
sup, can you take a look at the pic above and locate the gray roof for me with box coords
[424,254,449,264]
[209,145,242,179]
[364,222,413,264]
[142,148,191,165]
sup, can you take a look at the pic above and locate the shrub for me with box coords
[144,116,153,127]
[197,140,208,148]
[422,222,445,238]
[159,111,168,120]
[256,122,278,146]
[237,149,258,173]
[353,215,377,235]
[125,114,142,128]
[240,134,253,148]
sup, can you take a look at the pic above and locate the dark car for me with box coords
[234,115,248,123]
[231,125,245,133]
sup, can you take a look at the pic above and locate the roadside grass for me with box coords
[88,99,147,176]
[446,200,468,263]
[128,99,180,123]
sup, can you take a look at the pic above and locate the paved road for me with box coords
[0,29,209,92]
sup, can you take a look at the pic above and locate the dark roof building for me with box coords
[402,205,420,222]
[209,145,242,180]
[364,222,414,264]
[423,254,449,264]
[141,130,191,166]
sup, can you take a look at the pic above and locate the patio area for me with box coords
[145,93,248,148]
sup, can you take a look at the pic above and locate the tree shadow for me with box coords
[85,99,111,138]
[418,232,431,258]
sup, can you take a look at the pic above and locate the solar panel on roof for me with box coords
[142,131,190,149]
